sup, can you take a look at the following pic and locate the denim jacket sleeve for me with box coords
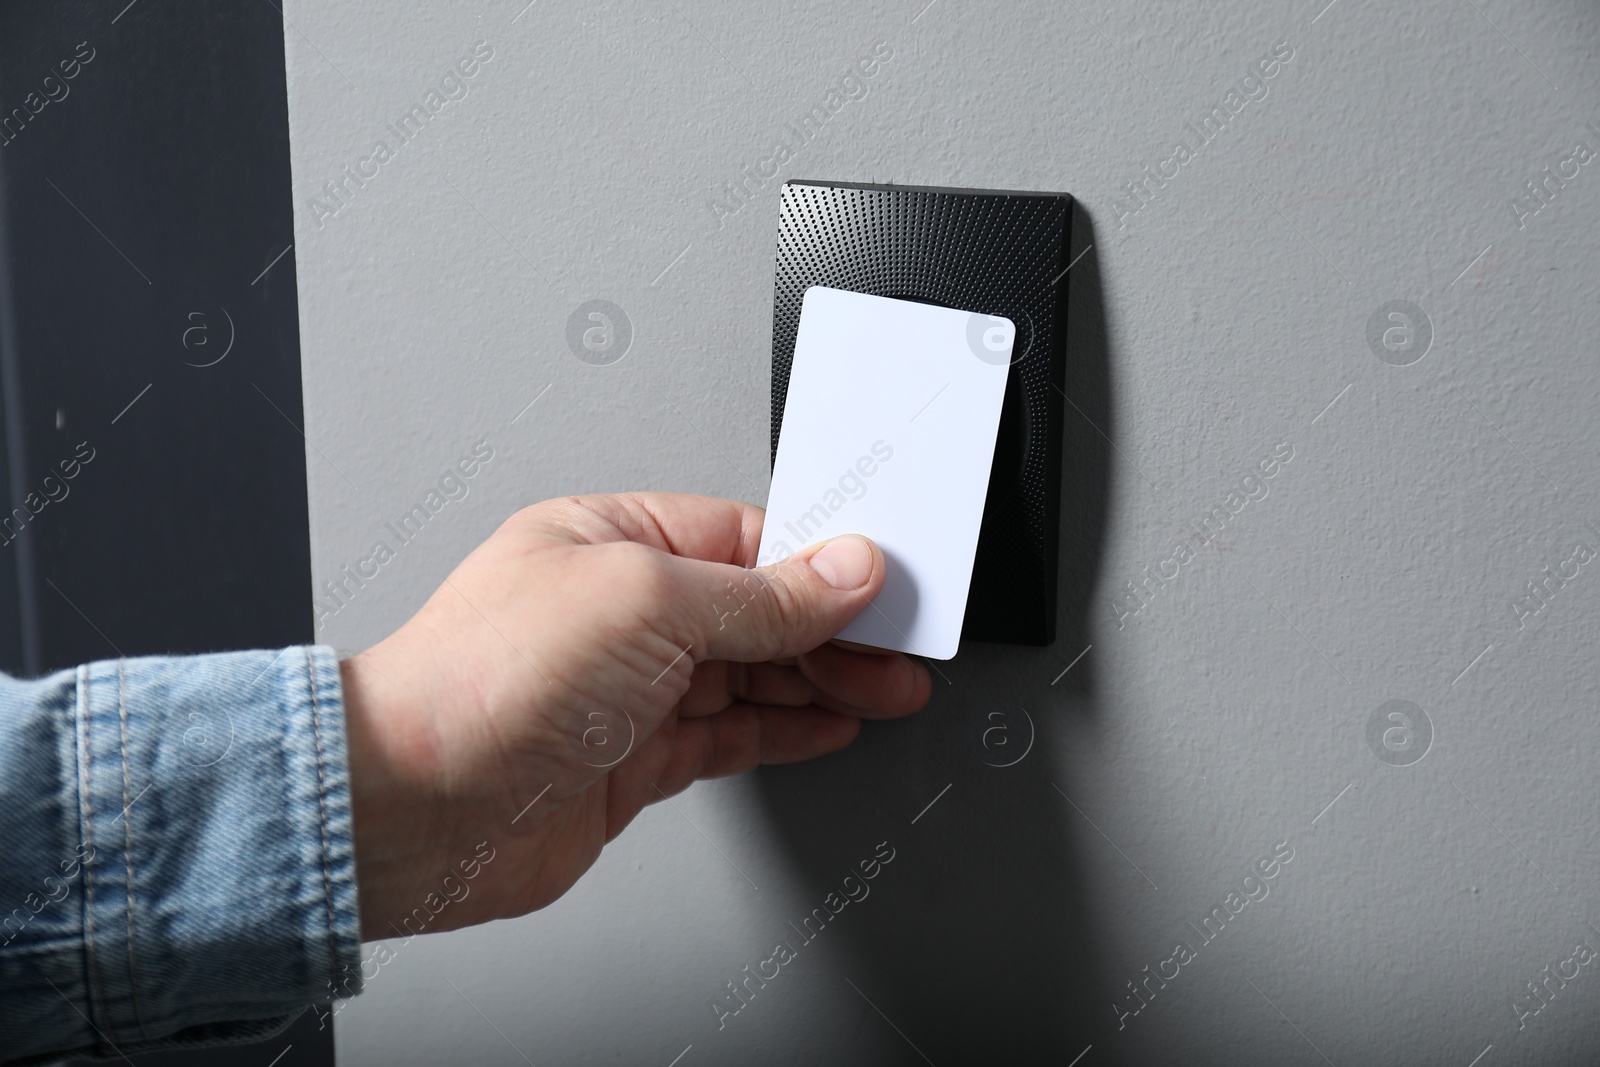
[0,646,364,1065]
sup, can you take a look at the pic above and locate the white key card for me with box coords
[757,286,1013,659]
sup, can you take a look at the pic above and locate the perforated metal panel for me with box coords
[770,179,1072,646]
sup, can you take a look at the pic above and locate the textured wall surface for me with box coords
[284,2,1600,1063]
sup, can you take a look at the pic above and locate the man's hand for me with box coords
[340,492,931,940]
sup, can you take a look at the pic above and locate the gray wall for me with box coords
[283,1,1600,1063]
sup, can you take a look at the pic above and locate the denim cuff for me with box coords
[0,646,363,1065]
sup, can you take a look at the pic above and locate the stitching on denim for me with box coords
[305,648,342,977]
[79,666,113,1046]
[115,659,149,1039]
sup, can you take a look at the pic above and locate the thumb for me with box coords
[681,535,886,663]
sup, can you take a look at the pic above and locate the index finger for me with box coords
[528,492,768,567]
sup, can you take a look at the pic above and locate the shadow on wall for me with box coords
[752,204,1123,1065]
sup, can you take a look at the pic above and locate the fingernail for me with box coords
[807,536,874,590]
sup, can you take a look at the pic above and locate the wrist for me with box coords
[341,647,448,940]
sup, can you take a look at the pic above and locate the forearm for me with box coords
[0,647,362,1065]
